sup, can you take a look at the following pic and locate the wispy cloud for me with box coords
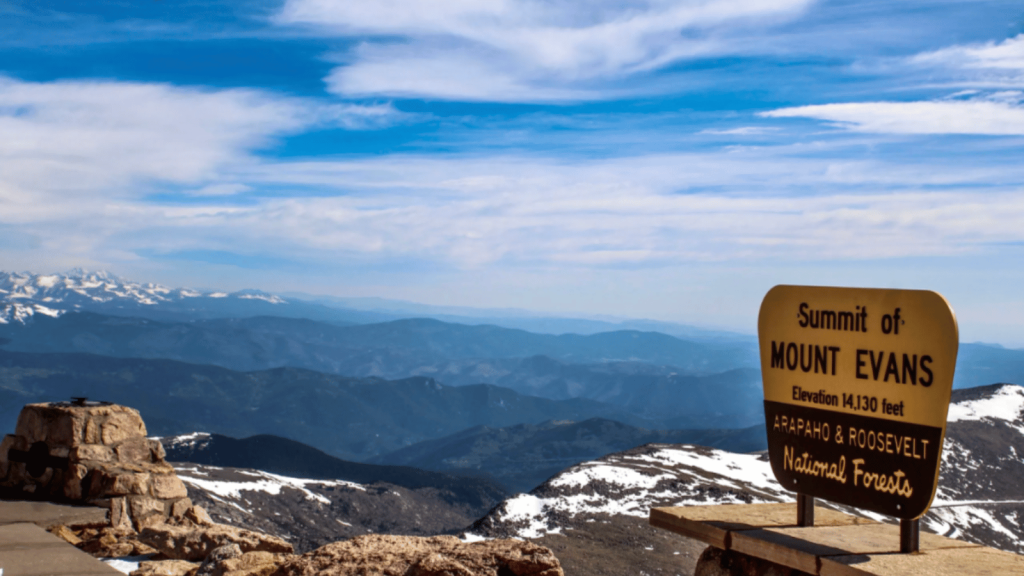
[7,143,1024,275]
[761,96,1024,135]
[0,76,403,213]
[912,34,1024,72]
[278,0,814,101]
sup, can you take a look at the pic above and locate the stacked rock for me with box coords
[0,399,191,530]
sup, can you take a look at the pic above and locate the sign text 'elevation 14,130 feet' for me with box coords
[758,285,959,519]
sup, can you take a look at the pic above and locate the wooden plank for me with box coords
[731,522,979,574]
[820,545,1024,576]
[649,507,730,549]
[0,500,108,529]
[0,522,124,575]
[649,503,875,550]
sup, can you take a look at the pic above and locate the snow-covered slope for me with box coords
[928,383,1024,552]
[157,431,510,554]
[0,269,284,324]
[473,445,789,540]
[469,383,1024,557]
[947,384,1024,428]
[170,461,509,554]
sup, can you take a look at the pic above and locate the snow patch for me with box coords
[633,448,780,493]
[948,385,1024,424]
[161,432,211,447]
[101,556,151,574]
[550,463,671,491]
[175,466,365,507]
[236,292,286,304]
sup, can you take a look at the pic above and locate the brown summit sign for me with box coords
[758,285,958,519]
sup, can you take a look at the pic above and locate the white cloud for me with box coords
[327,44,598,102]
[278,0,814,101]
[236,164,1024,265]
[10,150,1022,274]
[761,98,1024,135]
[0,76,402,217]
[912,34,1024,71]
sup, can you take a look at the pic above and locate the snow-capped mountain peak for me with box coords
[0,269,287,324]
[0,302,63,324]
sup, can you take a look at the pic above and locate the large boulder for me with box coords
[197,547,291,576]
[140,521,294,562]
[130,559,201,576]
[271,534,563,576]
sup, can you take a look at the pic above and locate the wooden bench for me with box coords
[650,503,1024,575]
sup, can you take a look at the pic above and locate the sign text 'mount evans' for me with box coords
[758,285,959,519]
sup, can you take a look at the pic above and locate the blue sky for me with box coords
[2,1,1024,345]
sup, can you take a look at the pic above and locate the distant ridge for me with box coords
[371,417,768,492]
[0,309,759,380]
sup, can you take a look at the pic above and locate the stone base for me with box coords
[1,402,190,530]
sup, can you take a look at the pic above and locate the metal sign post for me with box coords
[901,518,920,553]
[797,494,814,527]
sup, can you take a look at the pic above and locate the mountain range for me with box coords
[0,269,390,325]
[0,311,758,378]
[0,269,752,341]
[0,310,767,433]
[3,270,1020,393]
[0,349,664,461]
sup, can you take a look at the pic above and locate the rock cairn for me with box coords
[0,399,191,530]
